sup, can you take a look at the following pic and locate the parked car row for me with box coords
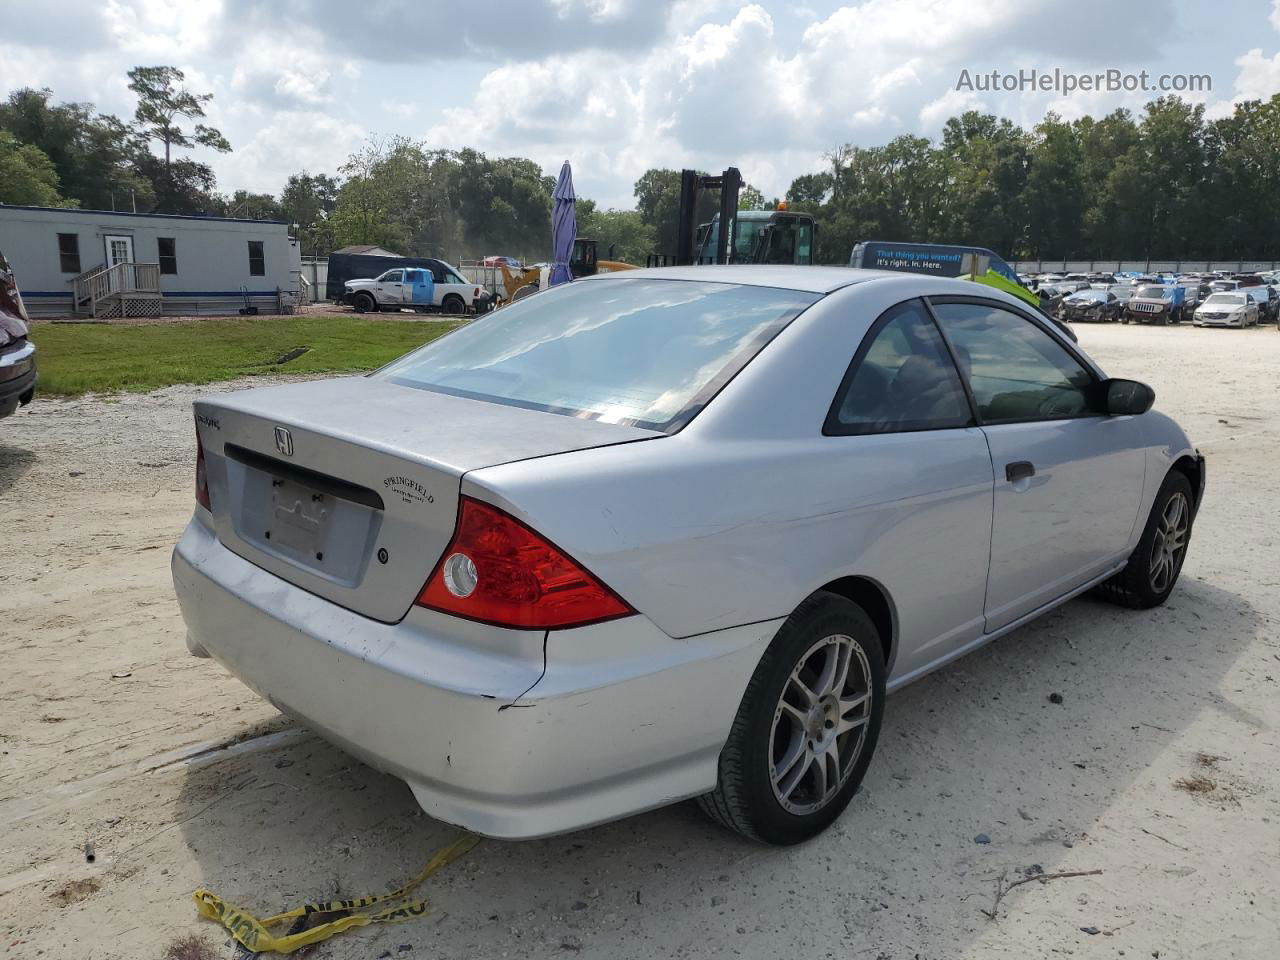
[1023,269,1280,328]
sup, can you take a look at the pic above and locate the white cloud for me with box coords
[1231,47,1280,102]
[3,0,1274,207]
[213,111,366,195]
[918,88,985,133]
[425,0,1156,204]
[102,0,224,58]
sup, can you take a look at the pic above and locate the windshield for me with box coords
[1135,285,1171,299]
[1204,294,1245,306]
[1067,290,1106,302]
[378,278,819,432]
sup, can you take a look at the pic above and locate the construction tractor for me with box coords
[647,168,817,267]
[496,237,637,303]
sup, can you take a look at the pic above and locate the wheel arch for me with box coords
[1171,454,1204,512]
[813,575,897,673]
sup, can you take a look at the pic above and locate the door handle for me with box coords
[1005,461,1035,482]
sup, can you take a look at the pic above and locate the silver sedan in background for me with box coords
[173,267,1204,845]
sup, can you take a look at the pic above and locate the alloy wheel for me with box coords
[768,635,872,815]
[1149,491,1190,593]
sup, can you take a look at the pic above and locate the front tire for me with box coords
[1094,471,1194,609]
[353,292,376,314]
[698,592,886,845]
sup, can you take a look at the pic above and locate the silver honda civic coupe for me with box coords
[172,266,1205,845]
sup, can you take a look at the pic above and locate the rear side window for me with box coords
[826,300,972,435]
[379,278,818,433]
[930,301,1100,424]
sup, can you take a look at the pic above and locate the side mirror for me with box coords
[1105,378,1155,416]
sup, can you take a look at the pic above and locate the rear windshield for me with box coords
[378,278,819,432]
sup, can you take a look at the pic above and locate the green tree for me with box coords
[0,87,152,210]
[1074,109,1139,256]
[127,66,230,210]
[1021,114,1085,258]
[282,172,340,256]
[576,201,654,264]
[220,189,285,221]
[0,131,69,205]
[738,184,765,210]
[329,138,416,253]
[448,149,552,259]
[785,172,831,210]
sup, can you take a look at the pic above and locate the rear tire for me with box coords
[1094,471,1194,609]
[698,592,886,845]
[353,292,376,314]
[442,294,465,315]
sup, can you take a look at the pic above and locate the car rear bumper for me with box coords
[172,518,778,838]
[0,340,36,418]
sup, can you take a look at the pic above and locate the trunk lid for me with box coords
[195,376,659,622]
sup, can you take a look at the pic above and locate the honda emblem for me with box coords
[273,426,293,457]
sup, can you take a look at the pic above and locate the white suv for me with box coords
[344,260,489,315]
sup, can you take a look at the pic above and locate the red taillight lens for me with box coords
[195,427,211,510]
[417,497,634,629]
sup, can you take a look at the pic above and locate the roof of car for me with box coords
[581,265,911,294]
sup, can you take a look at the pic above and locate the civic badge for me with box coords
[273,426,294,457]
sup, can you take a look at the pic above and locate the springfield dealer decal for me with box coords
[384,475,434,506]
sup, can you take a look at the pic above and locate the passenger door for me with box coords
[375,269,405,306]
[929,298,1146,632]
[825,299,995,680]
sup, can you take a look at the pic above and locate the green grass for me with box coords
[31,315,463,396]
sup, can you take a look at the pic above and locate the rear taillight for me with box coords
[195,427,211,510]
[417,497,634,629]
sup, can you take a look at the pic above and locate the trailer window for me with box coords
[158,237,177,275]
[57,233,81,273]
[248,241,265,277]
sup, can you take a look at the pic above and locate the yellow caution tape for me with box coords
[192,833,480,955]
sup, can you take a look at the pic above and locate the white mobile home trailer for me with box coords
[0,205,301,318]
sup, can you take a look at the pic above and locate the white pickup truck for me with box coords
[343,259,492,315]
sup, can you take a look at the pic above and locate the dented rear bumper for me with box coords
[172,517,777,838]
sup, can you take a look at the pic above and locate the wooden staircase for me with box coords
[72,262,162,318]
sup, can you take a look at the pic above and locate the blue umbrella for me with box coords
[548,161,576,287]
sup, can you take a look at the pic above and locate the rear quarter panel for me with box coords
[466,276,1012,679]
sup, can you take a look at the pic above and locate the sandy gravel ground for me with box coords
[0,323,1277,959]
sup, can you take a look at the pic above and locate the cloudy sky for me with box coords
[3,0,1280,208]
